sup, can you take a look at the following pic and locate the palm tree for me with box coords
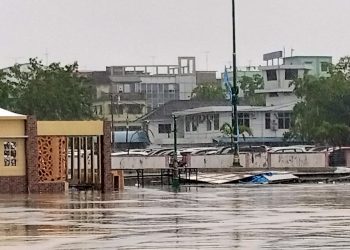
[220,122,253,141]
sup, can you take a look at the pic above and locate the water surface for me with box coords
[1,184,350,249]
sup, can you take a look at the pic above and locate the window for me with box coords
[214,114,220,130]
[168,84,175,93]
[158,84,164,93]
[141,83,146,93]
[321,62,329,72]
[305,61,313,65]
[266,70,277,81]
[238,113,250,127]
[93,105,103,115]
[265,113,271,129]
[117,105,123,115]
[146,84,152,93]
[127,104,143,114]
[285,69,298,80]
[4,142,16,166]
[192,116,199,131]
[124,84,131,93]
[108,104,113,114]
[278,112,291,129]
[207,115,212,131]
[158,124,171,134]
[185,116,191,132]
[269,92,278,97]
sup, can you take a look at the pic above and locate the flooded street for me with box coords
[1,184,350,249]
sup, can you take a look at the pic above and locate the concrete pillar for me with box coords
[101,121,113,193]
[25,116,39,193]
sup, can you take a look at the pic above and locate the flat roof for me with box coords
[284,56,332,59]
[255,88,294,94]
[259,64,309,70]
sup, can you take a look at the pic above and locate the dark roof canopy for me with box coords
[139,100,232,121]
[113,131,150,144]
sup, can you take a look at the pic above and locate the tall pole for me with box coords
[126,114,130,154]
[110,93,115,152]
[231,0,240,166]
[172,115,179,188]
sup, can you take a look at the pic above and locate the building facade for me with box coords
[85,57,216,130]
[144,103,294,147]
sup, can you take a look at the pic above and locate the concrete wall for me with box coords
[266,93,298,106]
[37,121,104,136]
[111,152,328,170]
[112,156,168,169]
[190,154,247,168]
[269,152,327,168]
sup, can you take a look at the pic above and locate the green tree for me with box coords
[0,69,13,109]
[191,83,226,101]
[220,122,253,141]
[0,58,95,120]
[238,74,265,106]
[287,56,350,146]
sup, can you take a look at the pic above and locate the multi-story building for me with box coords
[256,53,332,107]
[84,57,216,131]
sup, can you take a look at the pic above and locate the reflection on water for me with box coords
[1,184,350,249]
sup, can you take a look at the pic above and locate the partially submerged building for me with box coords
[0,108,118,193]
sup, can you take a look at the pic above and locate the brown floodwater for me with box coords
[1,184,350,249]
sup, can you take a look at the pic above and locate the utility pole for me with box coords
[110,93,115,150]
[172,115,179,188]
[126,114,129,154]
[231,0,241,167]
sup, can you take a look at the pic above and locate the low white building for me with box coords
[146,103,295,146]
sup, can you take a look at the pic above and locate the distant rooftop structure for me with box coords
[107,57,196,77]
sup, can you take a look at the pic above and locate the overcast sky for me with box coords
[0,0,349,73]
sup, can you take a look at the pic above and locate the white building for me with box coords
[256,54,332,106]
[146,103,294,146]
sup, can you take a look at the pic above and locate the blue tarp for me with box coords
[240,172,273,184]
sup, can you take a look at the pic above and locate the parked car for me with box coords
[217,145,268,154]
[111,151,149,156]
[268,147,306,153]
